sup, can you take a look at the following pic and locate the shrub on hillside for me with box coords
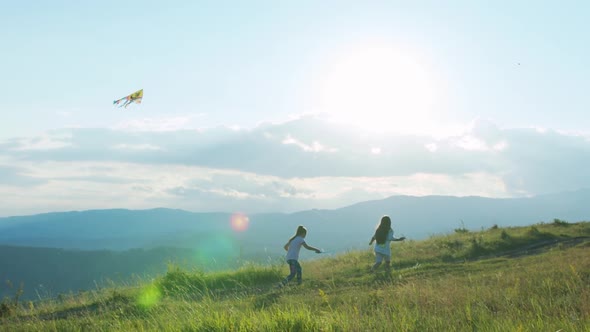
[528,226,541,236]
[0,301,15,318]
[158,267,207,297]
[466,236,487,258]
[500,230,511,241]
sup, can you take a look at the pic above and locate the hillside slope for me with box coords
[1,221,589,331]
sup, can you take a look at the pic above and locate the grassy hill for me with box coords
[1,220,589,331]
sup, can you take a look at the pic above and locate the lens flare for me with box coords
[230,212,249,232]
[193,234,240,270]
[137,283,161,309]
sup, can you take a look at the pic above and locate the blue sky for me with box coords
[1,1,589,216]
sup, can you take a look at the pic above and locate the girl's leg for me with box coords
[295,261,302,284]
[371,261,382,271]
[384,258,391,271]
[371,253,383,271]
[282,260,298,285]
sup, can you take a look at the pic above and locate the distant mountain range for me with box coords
[1,189,589,253]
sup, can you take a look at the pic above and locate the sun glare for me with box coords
[313,44,438,133]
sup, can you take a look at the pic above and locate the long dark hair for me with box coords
[374,216,392,244]
[289,225,307,243]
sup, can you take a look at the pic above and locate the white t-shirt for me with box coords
[373,229,395,256]
[286,236,306,260]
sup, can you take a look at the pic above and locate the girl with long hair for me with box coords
[281,225,321,286]
[369,215,405,272]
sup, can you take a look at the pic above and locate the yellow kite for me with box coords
[113,89,143,108]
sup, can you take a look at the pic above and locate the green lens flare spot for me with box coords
[137,284,161,309]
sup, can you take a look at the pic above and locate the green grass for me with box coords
[2,221,589,331]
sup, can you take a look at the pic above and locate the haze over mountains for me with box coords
[1,190,589,253]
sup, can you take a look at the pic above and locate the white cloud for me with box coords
[492,141,508,151]
[112,115,200,132]
[10,132,72,151]
[0,157,511,216]
[370,147,381,154]
[112,144,162,151]
[1,117,589,215]
[535,127,548,134]
[424,143,437,152]
[281,135,338,153]
[452,136,508,152]
[453,135,488,151]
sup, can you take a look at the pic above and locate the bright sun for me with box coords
[313,44,438,133]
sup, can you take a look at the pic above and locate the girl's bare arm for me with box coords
[303,243,321,253]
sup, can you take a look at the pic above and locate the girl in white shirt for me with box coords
[369,215,405,272]
[281,225,321,286]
